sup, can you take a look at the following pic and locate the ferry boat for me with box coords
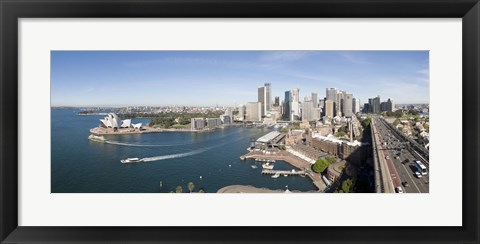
[262,163,274,169]
[120,157,144,164]
[88,134,108,143]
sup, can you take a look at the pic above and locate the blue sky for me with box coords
[51,51,429,107]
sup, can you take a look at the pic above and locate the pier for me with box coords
[261,169,307,176]
[241,150,326,191]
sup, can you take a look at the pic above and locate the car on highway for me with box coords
[402,181,409,187]
[415,171,422,178]
[385,156,390,160]
[395,186,404,193]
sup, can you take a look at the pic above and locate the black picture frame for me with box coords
[1,0,479,243]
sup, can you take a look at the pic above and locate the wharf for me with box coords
[261,169,307,176]
[241,150,326,192]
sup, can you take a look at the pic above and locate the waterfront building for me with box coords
[99,113,142,129]
[220,115,231,124]
[225,107,233,123]
[325,99,334,118]
[191,118,205,130]
[237,105,245,121]
[246,102,262,121]
[258,83,271,117]
[343,93,353,117]
[206,118,222,127]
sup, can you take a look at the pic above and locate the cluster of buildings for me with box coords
[190,108,233,130]
[362,96,395,114]
[236,84,365,123]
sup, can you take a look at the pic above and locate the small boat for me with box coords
[283,174,288,177]
[271,173,280,178]
[262,163,274,169]
[251,165,258,169]
[120,157,144,164]
[88,134,108,143]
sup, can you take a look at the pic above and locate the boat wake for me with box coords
[142,148,208,162]
[137,134,250,163]
[106,141,189,147]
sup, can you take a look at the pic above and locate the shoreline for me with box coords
[217,185,305,193]
[89,126,217,135]
[240,150,326,192]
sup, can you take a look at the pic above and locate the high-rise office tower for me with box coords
[343,93,353,117]
[246,102,262,121]
[312,92,318,108]
[368,96,381,113]
[274,96,280,106]
[302,100,314,121]
[283,91,291,120]
[325,100,334,118]
[352,98,360,114]
[257,83,271,118]
[238,105,245,121]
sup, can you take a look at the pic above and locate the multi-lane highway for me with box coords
[373,116,429,193]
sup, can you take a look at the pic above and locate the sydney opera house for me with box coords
[99,113,142,131]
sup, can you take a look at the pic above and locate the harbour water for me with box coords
[51,108,317,193]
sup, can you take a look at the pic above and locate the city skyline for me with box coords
[51,51,429,107]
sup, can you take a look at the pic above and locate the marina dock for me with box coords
[261,169,307,176]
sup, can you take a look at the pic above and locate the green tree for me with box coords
[312,158,330,174]
[280,127,289,133]
[175,186,183,193]
[335,131,346,137]
[279,144,286,150]
[361,117,372,128]
[340,178,355,193]
[187,182,195,193]
[198,189,205,193]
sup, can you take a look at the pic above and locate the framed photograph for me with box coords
[1,0,478,243]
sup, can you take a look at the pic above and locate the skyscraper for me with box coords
[312,92,318,108]
[257,83,271,118]
[246,102,262,121]
[291,88,300,120]
[274,96,280,107]
[343,93,353,117]
[325,100,334,118]
[325,88,339,115]
[302,100,314,121]
[352,98,360,114]
[283,90,291,120]
[238,105,245,121]
[368,96,381,113]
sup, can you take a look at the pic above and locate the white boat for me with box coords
[262,163,274,169]
[120,157,144,164]
[271,173,280,178]
[283,174,288,177]
[251,165,258,169]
